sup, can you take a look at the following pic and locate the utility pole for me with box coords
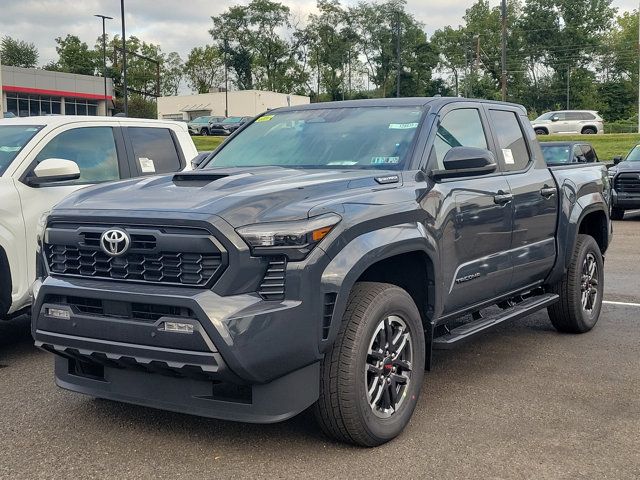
[501,0,507,101]
[566,66,570,110]
[120,0,128,116]
[396,10,401,98]
[637,1,640,132]
[224,37,229,117]
[94,14,113,114]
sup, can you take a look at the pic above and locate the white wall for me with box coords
[157,90,310,120]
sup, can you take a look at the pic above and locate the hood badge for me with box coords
[375,175,400,185]
[100,228,131,257]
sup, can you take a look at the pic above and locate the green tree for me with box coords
[45,34,97,75]
[0,36,38,68]
[183,45,224,94]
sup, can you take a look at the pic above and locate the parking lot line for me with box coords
[603,300,640,307]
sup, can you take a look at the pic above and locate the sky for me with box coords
[0,0,638,67]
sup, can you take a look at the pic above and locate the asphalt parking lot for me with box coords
[1,216,639,480]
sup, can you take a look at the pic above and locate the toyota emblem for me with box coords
[100,228,131,256]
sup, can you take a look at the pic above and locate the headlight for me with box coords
[236,213,341,260]
[37,211,50,247]
[608,168,617,179]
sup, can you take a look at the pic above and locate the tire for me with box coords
[201,128,209,136]
[547,234,604,333]
[534,128,548,135]
[314,282,426,447]
[582,127,597,135]
[610,207,624,221]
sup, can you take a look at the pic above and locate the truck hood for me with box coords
[615,161,640,173]
[54,167,402,227]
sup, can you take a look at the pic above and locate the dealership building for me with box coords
[157,89,310,120]
[0,64,114,118]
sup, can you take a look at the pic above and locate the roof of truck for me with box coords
[0,115,187,129]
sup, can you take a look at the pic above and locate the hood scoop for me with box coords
[172,172,230,187]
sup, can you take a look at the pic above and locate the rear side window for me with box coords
[433,108,488,169]
[565,112,582,121]
[581,112,596,120]
[34,127,120,183]
[127,127,182,175]
[489,110,531,172]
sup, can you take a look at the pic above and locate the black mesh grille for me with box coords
[258,257,286,301]
[615,173,640,193]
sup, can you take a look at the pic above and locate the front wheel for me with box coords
[547,234,604,333]
[582,127,597,135]
[201,128,209,136]
[611,207,624,221]
[534,128,548,135]
[314,282,425,447]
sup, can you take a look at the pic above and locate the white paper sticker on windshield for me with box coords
[389,122,418,130]
[371,156,400,165]
[139,157,156,173]
[327,161,358,165]
[502,149,515,165]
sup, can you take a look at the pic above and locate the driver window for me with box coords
[572,146,583,163]
[33,127,120,184]
[433,109,488,169]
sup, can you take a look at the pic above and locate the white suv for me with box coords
[0,116,197,319]
[531,110,604,135]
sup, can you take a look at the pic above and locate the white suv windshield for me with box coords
[204,106,425,171]
[0,125,43,176]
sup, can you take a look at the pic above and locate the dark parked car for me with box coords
[609,144,640,219]
[188,116,225,136]
[33,98,611,446]
[540,141,599,165]
[208,116,251,135]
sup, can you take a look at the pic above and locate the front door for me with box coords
[426,105,514,315]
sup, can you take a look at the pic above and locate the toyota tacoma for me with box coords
[32,98,612,446]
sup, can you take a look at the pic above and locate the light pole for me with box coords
[120,0,128,116]
[94,14,113,114]
[501,0,507,101]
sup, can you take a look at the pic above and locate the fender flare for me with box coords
[0,245,11,317]
[319,223,438,350]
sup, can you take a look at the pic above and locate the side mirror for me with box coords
[191,152,211,169]
[577,155,587,163]
[431,146,497,180]
[551,115,559,122]
[29,158,80,185]
[613,156,622,165]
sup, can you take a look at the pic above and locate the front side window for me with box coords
[573,146,584,162]
[433,108,488,169]
[128,127,182,174]
[205,106,425,171]
[0,125,43,175]
[33,127,120,183]
[581,145,597,162]
[489,110,531,171]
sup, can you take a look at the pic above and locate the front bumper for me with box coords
[32,274,324,423]
[612,189,640,209]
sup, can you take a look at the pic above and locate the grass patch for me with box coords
[538,133,640,161]
[192,135,225,152]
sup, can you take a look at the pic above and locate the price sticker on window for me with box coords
[502,149,515,165]
[139,157,156,173]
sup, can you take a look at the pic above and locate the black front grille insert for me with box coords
[258,257,287,301]
[615,173,640,193]
[46,295,196,323]
[44,224,225,287]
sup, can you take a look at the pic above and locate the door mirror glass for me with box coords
[613,155,622,165]
[30,158,80,185]
[432,146,497,180]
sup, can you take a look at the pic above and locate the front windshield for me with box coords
[204,106,425,170]
[534,112,555,122]
[540,145,571,164]
[626,145,640,162]
[0,125,43,176]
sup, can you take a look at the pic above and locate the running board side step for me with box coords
[433,293,559,349]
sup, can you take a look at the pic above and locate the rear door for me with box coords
[122,126,187,176]
[486,107,558,289]
[428,104,514,314]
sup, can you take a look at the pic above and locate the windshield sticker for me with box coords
[502,149,515,165]
[371,156,400,165]
[0,146,20,152]
[389,122,418,130]
[256,115,274,123]
[327,161,358,165]
[139,157,156,173]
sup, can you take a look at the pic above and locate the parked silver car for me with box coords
[531,110,604,135]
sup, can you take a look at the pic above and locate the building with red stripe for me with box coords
[1,64,114,118]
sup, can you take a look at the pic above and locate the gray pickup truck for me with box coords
[32,98,611,447]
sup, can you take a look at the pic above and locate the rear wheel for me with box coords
[611,207,624,221]
[582,127,597,135]
[548,234,604,333]
[534,128,548,135]
[314,282,425,447]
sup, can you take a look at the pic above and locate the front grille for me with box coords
[258,257,287,301]
[44,224,225,287]
[615,173,640,193]
[45,295,196,322]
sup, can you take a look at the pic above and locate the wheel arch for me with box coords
[580,125,598,134]
[0,245,11,317]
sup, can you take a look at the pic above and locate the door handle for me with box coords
[540,186,557,198]
[494,191,513,205]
